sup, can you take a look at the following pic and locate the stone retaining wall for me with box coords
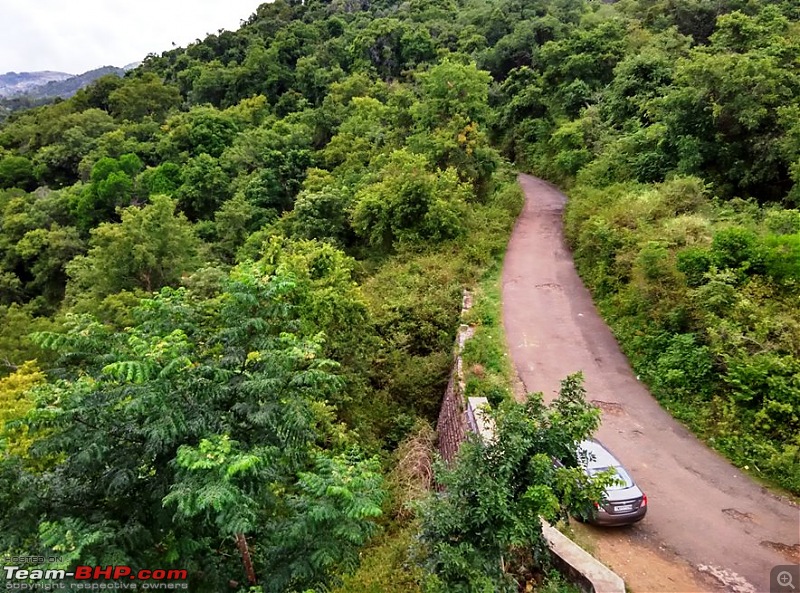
[435,290,474,463]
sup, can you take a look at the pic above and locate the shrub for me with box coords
[351,150,470,250]
[676,246,712,287]
[763,234,800,283]
[650,333,715,402]
[711,227,764,273]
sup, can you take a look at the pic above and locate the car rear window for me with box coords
[587,466,634,490]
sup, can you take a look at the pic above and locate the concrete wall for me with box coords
[541,520,625,593]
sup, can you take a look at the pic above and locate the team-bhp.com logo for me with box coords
[4,565,188,589]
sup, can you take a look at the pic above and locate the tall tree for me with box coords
[1,264,384,592]
[66,195,201,300]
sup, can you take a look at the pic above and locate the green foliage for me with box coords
[255,236,375,422]
[763,233,800,283]
[351,18,436,79]
[0,265,384,592]
[212,194,273,263]
[676,247,712,287]
[263,452,385,593]
[418,374,612,592]
[162,106,240,158]
[650,333,715,402]
[352,149,469,249]
[66,195,200,300]
[108,73,182,121]
[5,0,798,585]
[0,305,56,375]
[0,361,44,457]
[73,154,141,228]
[711,227,763,272]
[292,189,353,246]
[566,179,800,493]
[0,187,84,309]
[462,271,516,408]
[412,60,491,130]
[176,152,232,219]
[331,525,424,593]
[138,162,182,196]
[0,155,36,190]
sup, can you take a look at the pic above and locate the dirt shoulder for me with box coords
[502,174,800,593]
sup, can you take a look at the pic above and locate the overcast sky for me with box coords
[1,0,264,74]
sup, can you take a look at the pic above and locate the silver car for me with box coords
[578,439,647,526]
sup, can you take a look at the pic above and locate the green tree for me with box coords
[0,361,44,458]
[0,155,36,190]
[31,109,117,186]
[412,60,492,130]
[176,153,232,220]
[66,195,201,300]
[73,156,137,228]
[658,10,800,200]
[0,305,56,377]
[1,264,384,592]
[351,19,435,79]
[108,73,182,121]
[162,106,240,158]
[292,189,352,246]
[138,162,182,196]
[536,18,628,117]
[351,149,469,249]
[212,194,272,263]
[14,224,85,307]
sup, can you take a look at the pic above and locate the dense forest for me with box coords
[0,0,798,590]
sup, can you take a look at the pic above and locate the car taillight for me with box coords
[641,494,647,507]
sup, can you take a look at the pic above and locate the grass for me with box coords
[459,175,524,408]
[554,519,598,556]
[461,266,518,407]
[536,570,584,593]
[331,523,424,593]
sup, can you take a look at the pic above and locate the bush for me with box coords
[676,246,712,287]
[711,227,763,271]
[565,175,800,495]
[351,150,470,250]
[650,333,715,402]
[763,234,800,283]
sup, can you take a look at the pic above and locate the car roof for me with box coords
[578,439,621,469]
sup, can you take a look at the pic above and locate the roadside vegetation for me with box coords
[492,0,800,494]
[0,0,798,589]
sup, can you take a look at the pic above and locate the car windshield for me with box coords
[587,466,634,490]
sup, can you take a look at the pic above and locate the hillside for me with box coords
[0,0,798,591]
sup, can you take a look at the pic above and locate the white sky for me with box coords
[0,0,264,74]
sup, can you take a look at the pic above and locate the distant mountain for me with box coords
[0,64,141,116]
[0,71,73,97]
[22,65,128,100]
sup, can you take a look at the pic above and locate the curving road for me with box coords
[502,174,800,593]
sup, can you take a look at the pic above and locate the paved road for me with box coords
[502,174,800,593]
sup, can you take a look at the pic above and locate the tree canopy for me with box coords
[1,0,799,588]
